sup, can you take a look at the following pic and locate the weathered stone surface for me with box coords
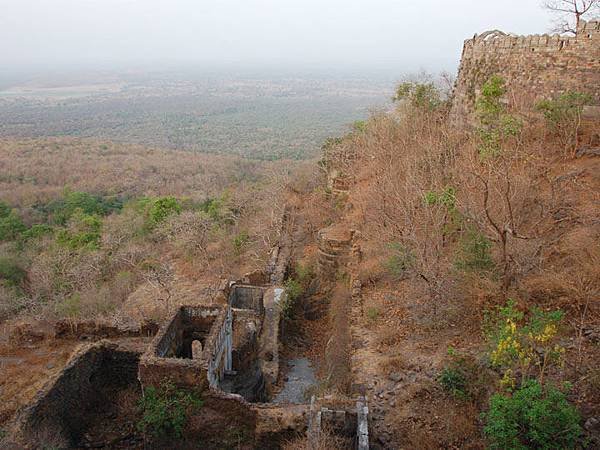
[317,225,354,281]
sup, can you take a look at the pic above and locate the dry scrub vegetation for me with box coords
[320,77,600,448]
[0,137,312,325]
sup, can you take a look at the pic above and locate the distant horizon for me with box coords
[2,0,554,77]
[0,60,448,82]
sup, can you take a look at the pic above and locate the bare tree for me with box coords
[542,0,600,34]
[143,260,175,314]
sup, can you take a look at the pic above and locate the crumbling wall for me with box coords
[231,309,262,369]
[317,225,354,281]
[10,342,141,449]
[267,206,294,285]
[450,20,600,121]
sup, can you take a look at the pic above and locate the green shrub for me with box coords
[383,242,415,280]
[455,229,494,273]
[0,211,26,241]
[0,256,26,287]
[21,224,54,240]
[393,81,443,110]
[476,76,522,157]
[366,306,380,321]
[424,186,463,235]
[138,380,203,438]
[0,201,10,218]
[56,293,81,319]
[232,230,250,254]
[285,278,303,301]
[439,366,468,399]
[56,211,102,250]
[198,194,236,224]
[438,347,472,399]
[148,197,182,226]
[424,186,457,209]
[484,379,581,450]
[295,262,314,284]
[281,278,302,320]
[45,190,122,225]
[536,92,592,129]
[352,120,368,133]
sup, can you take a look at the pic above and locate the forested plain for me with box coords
[0,72,391,160]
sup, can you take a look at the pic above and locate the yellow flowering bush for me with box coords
[485,299,564,388]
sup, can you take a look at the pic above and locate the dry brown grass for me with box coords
[378,353,407,375]
[0,136,303,208]
[319,96,600,446]
[283,429,351,450]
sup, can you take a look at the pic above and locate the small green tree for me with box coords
[484,379,581,450]
[484,300,565,388]
[455,228,495,273]
[148,197,182,227]
[281,278,303,321]
[476,76,522,157]
[393,81,443,111]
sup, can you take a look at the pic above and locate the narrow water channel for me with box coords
[272,358,317,404]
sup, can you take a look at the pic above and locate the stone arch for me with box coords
[478,30,507,41]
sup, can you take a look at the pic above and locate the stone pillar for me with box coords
[356,396,369,450]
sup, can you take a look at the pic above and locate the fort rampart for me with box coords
[450,20,600,120]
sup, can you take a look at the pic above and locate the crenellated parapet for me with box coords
[450,19,600,121]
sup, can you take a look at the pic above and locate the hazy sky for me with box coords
[1,0,553,73]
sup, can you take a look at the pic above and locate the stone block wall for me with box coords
[450,20,600,121]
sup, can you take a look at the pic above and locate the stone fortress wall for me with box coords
[450,19,600,120]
